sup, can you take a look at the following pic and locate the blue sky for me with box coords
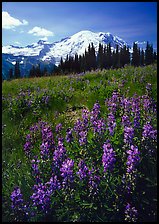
[2,2,157,49]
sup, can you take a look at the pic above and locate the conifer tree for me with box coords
[145,41,154,65]
[97,43,103,69]
[14,61,21,78]
[153,51,157,62]
[131,42,140,66]
[8,68,13,80]
[140,49,145,66]
[90,43,96,70]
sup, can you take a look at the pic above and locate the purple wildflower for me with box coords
[74,119,84,133]
[11,187,24,211]
[102,141,116,173]
[53,137,67,170]
[122,114,131,127]
[88,169,100,195]
[124,126,134,145]
[31,156,41,184]
[65,128,73,143]
[125,203,138,222]
[121,97,131,113]
[30,182,51,214]
[55,123,62,134]
[76,159,89,180]
[60,158,74,188]
[40,141,50,160]
[126,145,140,173]
[107,113,116,136]
[82,109,90,127]
[79,130,87,145]
[46,174,61,193]
[142,122,157,141]
[90,102,100,123]
[24,141,32,157]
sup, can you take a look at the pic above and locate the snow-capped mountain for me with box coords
[41,30,128,65]
[2,30,130,79]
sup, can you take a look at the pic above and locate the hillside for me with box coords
[2,64,157,222]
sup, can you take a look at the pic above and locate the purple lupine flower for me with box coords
[142,95,152,112]
[53,137,67,170]
[124,126,134,145]
[76,159,89,180]
[88,169,100,195]
[40,141,50,160]
[131,96,141,129]
[65,128,73,143]
[60,158,74,188]
[46,174,61,193]
[121,97,131,113]
[92,118,106,135]
[74,119,84,133]
[107,113,116,136]
[30,182,51,214]
[41,125,54,146]
[90,102,100,123]
[111,90,119,103]
[102,141,116,173]
[29,124,39,133]
[125,203,138,222]
[82,109,90,127]
[142,122,157,141]
[133,111,140,129]
[24,141,32,157]
[79,130,87,146]
[106,91,119,113]
[42,95,50,105]
[55,123,62,134]
[11,187,24,211]
[122,114,131,127]
[126,145,140,173]
[31,156,41,184]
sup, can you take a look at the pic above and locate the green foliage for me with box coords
[2,64,157,222]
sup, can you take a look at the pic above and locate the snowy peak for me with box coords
[2,30,129,66]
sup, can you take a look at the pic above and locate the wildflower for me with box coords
[124,126,134,145]
[126,145,140,173]
[102,141,116,172]
[122,114,131,127]
[53,137,67,170]
[76,159,89,180]
[142,122,157,141]
[31,156,41,184]
[24,141,32,157]
[11,187,24,211]
[60,158,74,188]
[46,174,61,193]
[30,182,51,214]
[55,123,62,134]
[107,113,116,135]
[65,128,73,143]
[88,169,100,195]
[125,203,138,222]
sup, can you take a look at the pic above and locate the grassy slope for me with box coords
[2,64,157,221]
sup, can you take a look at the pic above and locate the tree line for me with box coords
[57,41,156,74]
[8,41,157,80]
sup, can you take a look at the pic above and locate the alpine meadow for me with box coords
[2,2,157,222]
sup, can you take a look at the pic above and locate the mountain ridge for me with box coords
[2,30,146,79]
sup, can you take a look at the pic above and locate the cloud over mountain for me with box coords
[2,11,28,29]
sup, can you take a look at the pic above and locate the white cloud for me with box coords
[28,26,54,37]
[2,11,29,29]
